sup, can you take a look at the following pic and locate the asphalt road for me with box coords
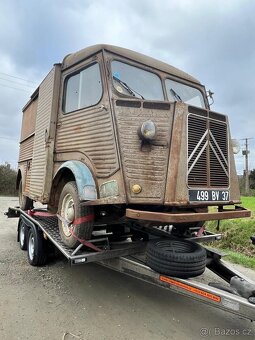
[0,196,255,340]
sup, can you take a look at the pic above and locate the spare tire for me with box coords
[146,238,206,278]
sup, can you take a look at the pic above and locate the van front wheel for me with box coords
[58,181,94,249]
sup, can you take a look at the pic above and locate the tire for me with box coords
[27,226,47,266]
[146,238,206,278]
[58,181,94,249]
[18,220,27,250]
[18,181,33,210]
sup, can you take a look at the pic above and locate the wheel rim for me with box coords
[28,233,35,260]
[60,193,75,237]
[155,240,196,253]
[20,224,25,246]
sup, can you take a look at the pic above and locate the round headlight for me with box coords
[231,139,240,154]
[139,120,157,141]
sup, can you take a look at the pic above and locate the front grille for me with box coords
[188,114,229,188]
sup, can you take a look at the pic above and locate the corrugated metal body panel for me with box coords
[21,97,38,141]
[114,101,173,203]
[24,166,31,193]
[18,135,34,162]
[29,68,56,199]
[17,161,31,195]
[55,106,119,178]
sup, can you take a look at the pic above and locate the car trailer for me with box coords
[5,207,255,322]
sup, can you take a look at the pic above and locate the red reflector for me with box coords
[160,275,221,303]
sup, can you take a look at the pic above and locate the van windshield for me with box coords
[165,79,206,108]
[111,61,164,100]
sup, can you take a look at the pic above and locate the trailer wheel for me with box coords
[58,181,94,249]
[18,220,27,250]
[18,181,33,210]
[27,226,47,266]
[146,238,206,278]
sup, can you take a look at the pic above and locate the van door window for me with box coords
[64,63,102,113]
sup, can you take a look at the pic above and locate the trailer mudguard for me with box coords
[56,160,97,201]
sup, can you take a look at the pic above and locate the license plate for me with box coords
[189,190,229,202]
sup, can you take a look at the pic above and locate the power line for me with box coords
[0,76,35,88]
[0,136,19,141]
[0,71,36,84]
[0,83,31,93]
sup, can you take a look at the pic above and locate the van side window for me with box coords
[64,63,102,113]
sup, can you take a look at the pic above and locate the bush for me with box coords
[0,164,18,196]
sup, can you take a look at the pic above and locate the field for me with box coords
[207,196,255,268]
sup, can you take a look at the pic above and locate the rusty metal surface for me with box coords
[165,103,188,203]
[55,54,119,179]
[29,65,61,201]
[24,165,31,194]
[114,100,174,204]
[165,104,240,205]
[18,135,34,162]
[62,44,200,84]
[188,113,229,188]
[20,97,38,141]
[55,105,119,178]
[126,207,251,223]
[18,44,242,213]
[18,161,31,195]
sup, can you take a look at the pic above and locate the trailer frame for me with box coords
[5,207,255,322]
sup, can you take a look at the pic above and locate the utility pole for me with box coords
[241,138,253,196]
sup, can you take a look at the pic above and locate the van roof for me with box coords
[62,44,200,84]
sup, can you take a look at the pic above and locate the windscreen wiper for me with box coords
[113,76,145,99]
[170,88,182,102]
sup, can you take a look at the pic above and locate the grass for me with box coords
[207,196,255,268]
[222,249,255,269]
[239,196,255,211]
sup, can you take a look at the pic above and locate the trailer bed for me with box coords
[6,207,255,322]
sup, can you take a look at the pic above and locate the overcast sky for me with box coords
[0,0,254,174]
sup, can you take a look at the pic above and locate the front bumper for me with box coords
[126,206,251,223]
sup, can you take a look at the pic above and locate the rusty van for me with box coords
[17,44,250,249]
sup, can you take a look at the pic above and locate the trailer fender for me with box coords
[56,161,97,201]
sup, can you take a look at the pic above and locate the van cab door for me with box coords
[55,52,119,181]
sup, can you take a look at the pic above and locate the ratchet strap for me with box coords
[56,213,102,252]
[28,209,101,252]
[27,210,55,217]
[196,225,206,237]
[68,223,102,252]
[72,214,95,225]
